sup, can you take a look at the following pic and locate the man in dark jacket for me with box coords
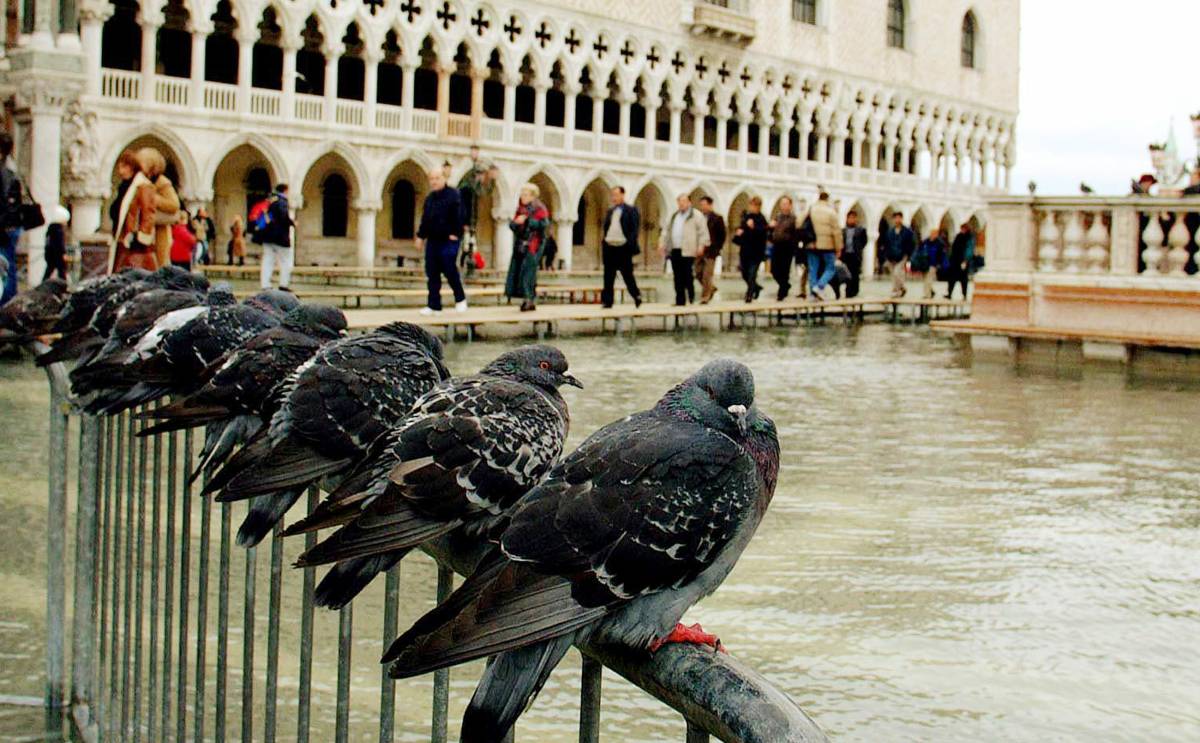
[946,223,975,300]
[0,133,23,305]
[418,166,468,314]
[880,211,916,298]
[841,210,868,298]
[253,184,295,289]
[696,196,724,303]
[600,185,642,308]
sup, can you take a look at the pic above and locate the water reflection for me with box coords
[1,324,1199,741]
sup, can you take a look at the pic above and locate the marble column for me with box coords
[501,74,517,141]
[555,218,574,271]
[19,81,71,283]
[692,106,705,163]
[400,61,416,128]
[323,47,342,123]
[563,85,578,134]
[189,27,208,109]
[435,65,450,135]
[591,95,603,134]
[493,212,513,270]
[533,80,549,145]
[468,67,484,139]
[364,52,381,129]
[237,32,254,113]
[281,41,299,120]
[141,20,160,103]
[355,204,379,266]
[79,10,108,97]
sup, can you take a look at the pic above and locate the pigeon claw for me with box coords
[649,623,727,654]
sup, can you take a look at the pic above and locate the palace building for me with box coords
[1,0,1019,279]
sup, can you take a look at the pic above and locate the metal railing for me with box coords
[32,344,827,743]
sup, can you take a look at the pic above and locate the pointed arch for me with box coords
[202,132,290,189]
[295,141,370,197]
[102,123,201,198]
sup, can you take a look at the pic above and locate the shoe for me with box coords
[455,300,468,312]
[634,296,643,308]
[753,286,762,300]
[602,303,614,309]
[519,302,536,312]
[809,292,823,302]
[419,307,441,316]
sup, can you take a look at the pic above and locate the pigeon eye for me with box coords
[539,361,551,370]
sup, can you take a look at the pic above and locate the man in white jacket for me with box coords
[659,194,711,306]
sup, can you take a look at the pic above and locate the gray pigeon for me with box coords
[383,359,780,743]
[205,322,451,547]
[289,344,582,609]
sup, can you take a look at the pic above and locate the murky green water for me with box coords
[2,325,1199,742]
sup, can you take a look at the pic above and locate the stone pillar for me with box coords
[19,81,71,283]
[866,137,879,170]
[756,118,769,163]
[618,94,632,142]
[237,31,254,113]
[364,52,381,128]
[468,67,484,139]
[141,19,160,103]
[435,65,450,135]
[501,73,517,141]
[492,212,513,271]
[323,46,342,123]
[79,9,108,97]
[69,193,105,237]
[796,106,811,161]
[591,95,603,134]
[28,0,58,48]
[736,112,751,170]
[716,115,728,160]
[189,27,208,109]
[692,107,705,162]
[533,80,549,145]
[883,140,896,173]
[899,142,914,175]
[355,203,379,267]
[815,125,829,164]
[850,135,863,169]
[555,218,574,271]
[563,85,578,133]
[644,100,659,147]
[780,111,793,161]
[281,41,299,121]
[400,61,416,128]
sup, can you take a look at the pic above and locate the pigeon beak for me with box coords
[562,373,584,389]
[727,404,748,434]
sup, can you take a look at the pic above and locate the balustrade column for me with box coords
[237,33,254,114]
[501,74,517,142]
[533,81,549,145]
[141,20,160,104]
[400,62,416,128]
[355,204,379,267]
[79,11,107,97]
[281,42,299,121]
[364,53,381,130]
[189,28,207,109]
[324,48,341,124]
[554,218,574,271]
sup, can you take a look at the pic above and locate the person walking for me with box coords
[658,193,709,306]
[768,196,800,301]
[195,207,216,265]
[795,200,815,298]
[880,211,917,298]
[600,186,643,308]
[253,183,295,290]
[946,223,975,300]
[505,183,550,312]
[695,196,725,304]
[170,210,197,270]
[109,148,158,274]
[806,191,843,301]
[541,232,558,270]
[0,133,23,304]
[417,167,468,315]
[139,147,180,270]
[43,222,68,281]
[841,209,867,298]
[733,196,768,303]
[228,215,246,266]
[913,229,945,299]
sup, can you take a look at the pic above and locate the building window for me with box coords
[390,180,415,239]
[792,0,817,25]
[887,0,906,49]
[322,174,349,238]
[962,12,977,68]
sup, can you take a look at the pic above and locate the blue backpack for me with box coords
[248,197,273,234]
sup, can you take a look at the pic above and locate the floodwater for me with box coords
[1,324,1199,742]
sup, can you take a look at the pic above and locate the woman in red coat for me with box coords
[170,210,198,270]
[505,183,550,312]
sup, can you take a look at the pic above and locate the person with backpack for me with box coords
[0,133,23,305]
[251,184,295,289]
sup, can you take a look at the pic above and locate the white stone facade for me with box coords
[2,0,1019,280]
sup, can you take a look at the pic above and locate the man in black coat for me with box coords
[253,184,296,290]
[841,209,868,299]
[696,196,725,303]
[600,186,643,308]
[417,167,468,314]
[0,133,23,306]
[880,211,917,298]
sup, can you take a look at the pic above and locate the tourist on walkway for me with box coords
[914,229,945,299]
[946,223,975,300]
[541,233,558,270]
[109,148,158,274]
[881,211,916,298]
[696,196,724,304]
[659,193,709,306]
[170,210,197,270]
[505,182,550,313]
[139,147,179,270]
[734,196,768,303]
[600,186,643,308]
[228,215,246,266]
[768,196,800,301]
[253,183,295,290]
[418,167,468,315]
[0,133,22,305]
[795,200,815,299]
[842,209,867,299]
[195,207,216,266]
[43,222,68,282]
[806,191,843,301]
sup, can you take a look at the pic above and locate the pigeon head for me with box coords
[206,286,237,307]
[481,344,583,390]
[282,304,348,339]
[660,359,755,436]
[245,288,301,317]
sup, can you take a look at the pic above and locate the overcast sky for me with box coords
[1012,0,1200,195]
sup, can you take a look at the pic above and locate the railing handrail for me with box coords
[991,195,1200,209]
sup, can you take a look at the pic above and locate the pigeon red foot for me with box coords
[649,623,727,654]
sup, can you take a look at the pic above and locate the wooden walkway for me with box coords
[932,320,1200,350]
[343,296,968,339]
[236,284,652,308]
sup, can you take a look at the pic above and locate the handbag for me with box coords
[14,174,43,230]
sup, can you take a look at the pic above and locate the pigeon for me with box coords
[38,266,208,367]
[382,359,779,743]
[135,303,349,481]
[205,322,451,547]
[79,288,297,415]
[291,344,582,610]
[0,277,68,344]
[51,269,151,336]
